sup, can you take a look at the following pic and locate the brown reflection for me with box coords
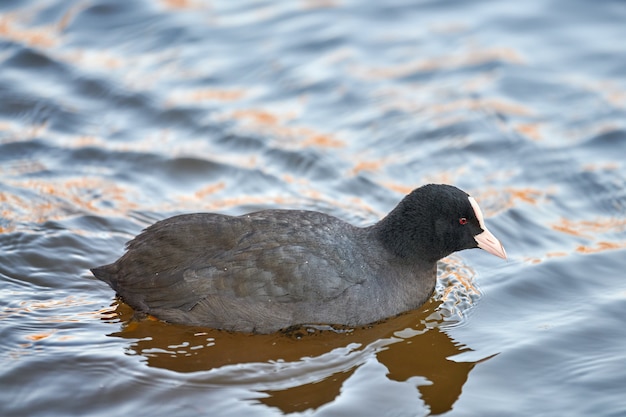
[379,329,476,415]
[107,298,486,414]
[261,368,355,413]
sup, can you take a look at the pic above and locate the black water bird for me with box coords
[92,184,506,333]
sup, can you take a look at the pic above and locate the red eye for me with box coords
[459,218,468,225]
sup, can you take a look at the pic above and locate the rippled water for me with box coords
[1,0,626,416]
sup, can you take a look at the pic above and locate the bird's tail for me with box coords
[90,264,117,286]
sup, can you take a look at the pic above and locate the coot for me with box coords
[92,184,506,333]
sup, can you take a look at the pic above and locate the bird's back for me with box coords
[92,210,390,332]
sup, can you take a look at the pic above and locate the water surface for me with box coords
[1,0,626,416]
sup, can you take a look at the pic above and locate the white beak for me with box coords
[474,228,507,259]
[468,196,507,259]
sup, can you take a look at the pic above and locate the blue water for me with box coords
[1,0,626,416]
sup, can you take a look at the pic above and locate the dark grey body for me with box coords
[92,184,488,333]
[94,210,435,333]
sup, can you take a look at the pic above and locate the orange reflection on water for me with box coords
[568,77,626,110]
[4,296,105,359]
[188,191,380,221]
[2,296,84,317]
[1,177,139,228]
[429,97,534,118]
[439,256,480,301]
[25,330,56,342]
[300,133,344,148]
[190,181,227,200]
[370,72,498,120]
[0,3,83,48]
[514,122,543,141]
[582,162,620,172]
[523,217,626,262]
[282,174,309,186]
[187,88,245,101]
[160,0,208,10]
[1,295,103,325]
[167,88,247,107]
[422,168,469,188]
[5,302,115,359]
[233,109,285,125]
[0,120,49,144]
[197,195,294,212]
[552,217,626,238]
[61,49,125,70]
[0,15,57,48]
[351,160,386,175]
[225,108,345,148]
[475,186,546,217]
[380,182,414,195]
[524,251,569,264]
[576,241,626,254]
[352,47,524,80]
[507,188,544,204]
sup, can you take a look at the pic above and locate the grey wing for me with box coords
[181,241,356,303]
[172,242,362,331]
[95,213,245,312]
[98,212,359,320]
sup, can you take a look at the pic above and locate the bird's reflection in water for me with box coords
[105,298,489,415]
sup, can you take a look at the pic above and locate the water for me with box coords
[1,0,625,416]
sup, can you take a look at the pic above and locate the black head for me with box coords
[375,184,506,263]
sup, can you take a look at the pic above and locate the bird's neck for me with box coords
[371,200,439,265]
